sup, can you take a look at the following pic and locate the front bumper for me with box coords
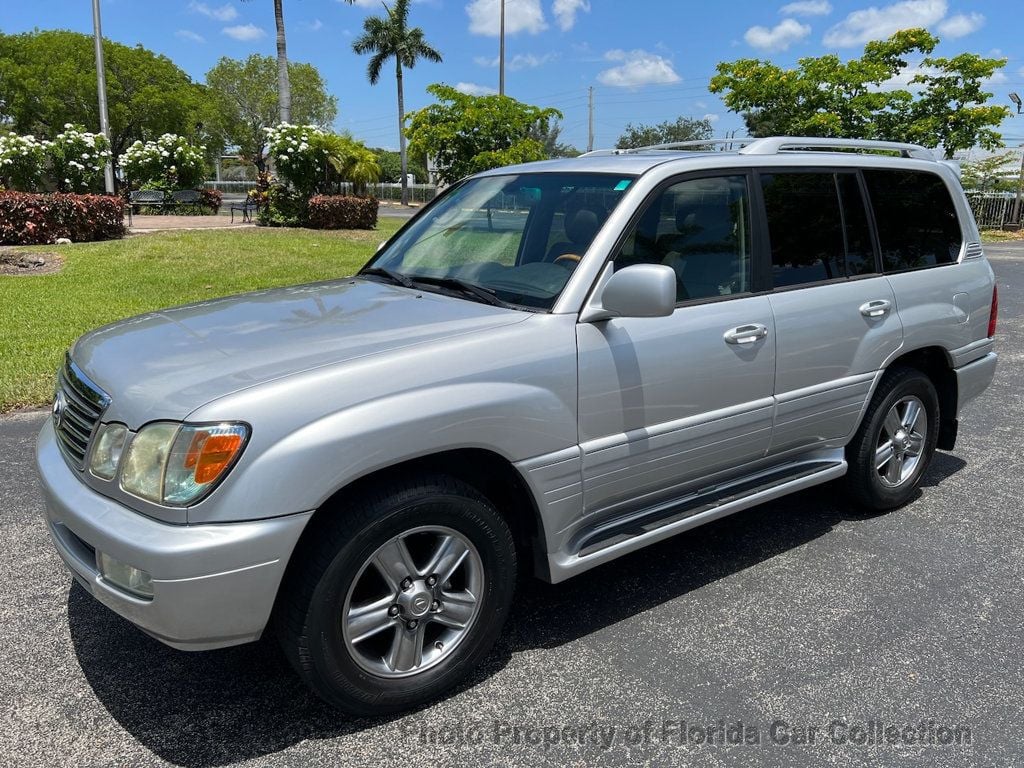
[36,419,312,650]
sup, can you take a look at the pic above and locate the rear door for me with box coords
[759,169,903,455]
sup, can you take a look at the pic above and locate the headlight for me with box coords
[89,423,128,480]
[120,422,249,506]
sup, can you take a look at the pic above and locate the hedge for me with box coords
[307,195,378,230]
[0,192,125,245]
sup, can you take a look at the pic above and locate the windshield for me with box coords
[361,172,635,310]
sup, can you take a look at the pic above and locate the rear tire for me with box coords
[845,367,939,511]
[275,472,517,715]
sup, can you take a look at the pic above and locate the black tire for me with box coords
[845,366,940,511]
[275,472,517,716]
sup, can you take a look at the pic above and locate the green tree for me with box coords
[372,148,427,183]
[348,0,442,205]
[960,151,1021,192]
[529,120,581,158]
[616,116,714,150]
[0,31,210,171]
[407,84,562,185]
[206,55,338,172]
[709,29,1010,158]
[242,0,292,122]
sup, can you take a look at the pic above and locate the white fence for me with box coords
[965,192,1023,230]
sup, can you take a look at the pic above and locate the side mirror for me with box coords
[582,264,676,322]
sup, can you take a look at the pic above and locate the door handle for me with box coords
[859,299,892,318]
[724,323,769,345]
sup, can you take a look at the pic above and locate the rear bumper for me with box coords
[955,351,997,415]
[36,419,312,650]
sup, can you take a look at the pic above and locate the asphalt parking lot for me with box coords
[3,242,1024,767]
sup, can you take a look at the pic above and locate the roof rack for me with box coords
[739,136,935,160]
[581,138,756,157]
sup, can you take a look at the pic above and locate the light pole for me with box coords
[1013,94,1024,228]
[499,0,505,96]
[91,0,115,194]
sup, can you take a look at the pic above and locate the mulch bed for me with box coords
[0,251,64,276]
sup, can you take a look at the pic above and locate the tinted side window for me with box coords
[837,173,876,276]
[863,170,962,272]
[762,172,847,287]
[614,175,751,302]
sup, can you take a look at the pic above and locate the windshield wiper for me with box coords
[358,266,416,289]
[409,275,513,309]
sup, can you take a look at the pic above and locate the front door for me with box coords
[576,173,776,522]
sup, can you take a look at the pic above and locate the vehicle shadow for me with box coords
[68,453,966,767]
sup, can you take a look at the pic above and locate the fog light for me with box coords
[97,551,154,599]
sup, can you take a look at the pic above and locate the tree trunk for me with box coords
[274,0,291,123]
[397,60,408,207]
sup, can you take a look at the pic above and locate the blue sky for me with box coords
[3,0,1023,151]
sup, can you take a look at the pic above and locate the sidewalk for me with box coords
[129,213,254,233]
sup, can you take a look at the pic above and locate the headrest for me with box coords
[566,208,602,245]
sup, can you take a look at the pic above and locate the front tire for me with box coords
[845,367,939,511]
[276,473,517,715]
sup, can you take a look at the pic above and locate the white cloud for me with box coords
[455,81,498,96]
[474,52,556,70]
[188,1,238,22]
[466,0,546,36]
[553,0,590,31]
[222,24,266,41]
[342,0,380,5]
[176,30,206,43]
[597,49,681,88]
[780,0,832,16]
[703,113,720,124]
[304,19,325,31]
[745,18,811,51]
[824,0,947,47]
[937,12,984,38]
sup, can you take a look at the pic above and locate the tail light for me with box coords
[988,284,998,338]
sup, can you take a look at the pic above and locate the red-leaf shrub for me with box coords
[307,195,378,230]
[200,188,223,214]
[0,192,126,245]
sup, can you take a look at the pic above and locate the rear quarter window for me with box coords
[863,170,963,272]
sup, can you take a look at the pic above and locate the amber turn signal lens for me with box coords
[193,433,244,484]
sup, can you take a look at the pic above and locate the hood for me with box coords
[72,278,527,426]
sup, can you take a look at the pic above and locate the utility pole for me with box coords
[499,0,505,96]
[91,0,115,194]
[587,86,594,153]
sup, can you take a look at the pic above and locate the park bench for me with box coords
[229,199,258,223]
[126,189,169,224]
[171,189,202,209]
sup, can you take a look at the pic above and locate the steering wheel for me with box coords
[553,253,581,269]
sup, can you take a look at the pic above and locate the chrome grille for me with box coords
[964,242,984,260]
[54,356,110,470]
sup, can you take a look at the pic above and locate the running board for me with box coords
[547,456,847,582]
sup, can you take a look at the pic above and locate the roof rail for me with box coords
[580,137,756,157]
[739,136,935,160]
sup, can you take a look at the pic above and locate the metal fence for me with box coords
[202,180,439,204]
[965,192,1023,230]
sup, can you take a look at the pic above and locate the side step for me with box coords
[549,456,847,582]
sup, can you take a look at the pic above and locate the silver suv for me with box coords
[36,137,998,714]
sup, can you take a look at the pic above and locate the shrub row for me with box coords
[307,195,379,230]
[0,192,125,245]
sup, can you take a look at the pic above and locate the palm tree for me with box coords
[348,0,441,206]
[243,0,291,122]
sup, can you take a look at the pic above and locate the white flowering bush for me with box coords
[265,123,326,198]
[0,133,49,191]
[118,133,206,188]
[48,124,112,192]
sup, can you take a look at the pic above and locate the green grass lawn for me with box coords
[0,221,402,411]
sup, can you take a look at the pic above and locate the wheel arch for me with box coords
[284,448,550,586]
[881,346,958,450]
